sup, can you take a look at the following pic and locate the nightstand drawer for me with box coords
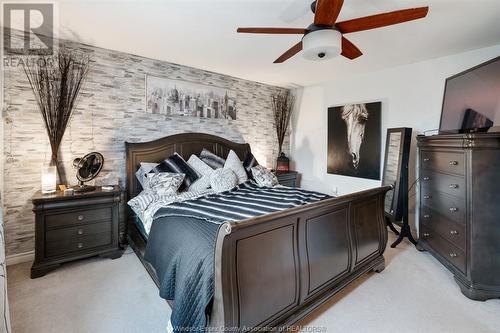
[279,179,296,187]
[275,171,299,187]
[45,232,112,257]
[46,207,112,228]
[46,221,112,242]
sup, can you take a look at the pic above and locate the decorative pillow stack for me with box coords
[251,165,279,187]
[135,149,258,194]
[200,148,226,169]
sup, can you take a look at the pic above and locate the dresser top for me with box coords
[417,133,500,149]
[32,185,121,204]
[417,133,500,140]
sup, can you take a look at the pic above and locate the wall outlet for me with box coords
[332,187,339,196]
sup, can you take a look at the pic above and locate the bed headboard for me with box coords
[126,133,251,200]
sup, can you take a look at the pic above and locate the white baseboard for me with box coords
[6,251,34,266]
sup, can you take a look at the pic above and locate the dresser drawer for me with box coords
[420,225,466,274]
[421,150,465,175]
[46,221,112,242]
[420,190,465,224]
[420,207,466,250]
[45,232,112,257]
[45,207,112,228]
[421,171,465,199]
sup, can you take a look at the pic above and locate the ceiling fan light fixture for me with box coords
[302,29,341,61]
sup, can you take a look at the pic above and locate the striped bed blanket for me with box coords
[154,180,330,224]
[145,181,330,333]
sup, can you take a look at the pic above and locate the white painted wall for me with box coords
[291,44,500,227]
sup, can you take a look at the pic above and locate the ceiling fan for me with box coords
[237,0,429,63]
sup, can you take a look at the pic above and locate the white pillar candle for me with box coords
[41,165,57,194]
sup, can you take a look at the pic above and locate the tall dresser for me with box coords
[416,133,500,301]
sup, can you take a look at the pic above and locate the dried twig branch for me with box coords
[23,50,91,173]
[272,90,295,154]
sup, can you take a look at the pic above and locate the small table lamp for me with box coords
[41,164,57,194]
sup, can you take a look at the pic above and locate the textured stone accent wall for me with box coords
[2,35,289,255]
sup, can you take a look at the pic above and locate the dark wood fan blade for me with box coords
[341,37,362,60]
[314,0,344,26]
[274,41,303,63]
[336,7,429,33]
[237,27,308,34]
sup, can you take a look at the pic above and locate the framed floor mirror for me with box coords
[381,127,414,246]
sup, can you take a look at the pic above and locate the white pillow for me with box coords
[210,168,237,193]
[251,165,279,187]
[223,150,248,184]
[187,154,214,192]
[187,154,213,176]
[143,172,185,196]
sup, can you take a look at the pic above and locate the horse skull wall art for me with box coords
[327,102,381,180]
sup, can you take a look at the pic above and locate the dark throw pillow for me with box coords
[199,148,225,169]
[242,151,259,178]
[153,153,200,190]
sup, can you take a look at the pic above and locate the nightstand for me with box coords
[31,186,123,278]
[274,171,299,187]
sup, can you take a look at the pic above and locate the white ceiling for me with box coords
[52,0,500,87]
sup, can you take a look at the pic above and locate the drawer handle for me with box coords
[423,214,432,219]
[423,232,430,237]
[449,207,458,212]
[423,177,430,181]
[449,253,457,258]
[423,158,431,162]
[77,215,84,221]
[449,161,458,166]
[449,184,459,189]
[423,195,432,199]
[77,242,84,249]
[77,229,84,235]
[450,230,458,235]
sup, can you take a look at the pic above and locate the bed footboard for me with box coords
[211,186,390,331]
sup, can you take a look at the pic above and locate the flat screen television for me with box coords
[440,56,500,134]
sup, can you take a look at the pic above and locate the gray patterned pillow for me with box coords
[251,165,278,187]
[223,150,248,184]
[210,168,237,193]
[143,172,185,196]
[135,162,159,187]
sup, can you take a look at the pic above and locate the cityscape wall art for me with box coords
[145,75,237,120]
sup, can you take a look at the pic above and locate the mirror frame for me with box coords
[381,127,412,222]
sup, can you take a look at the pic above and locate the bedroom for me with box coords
[1,0,500,332]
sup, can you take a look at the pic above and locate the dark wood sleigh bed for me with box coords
[126,133,390,331]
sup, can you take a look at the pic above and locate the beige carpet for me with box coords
[8,236,500,333]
